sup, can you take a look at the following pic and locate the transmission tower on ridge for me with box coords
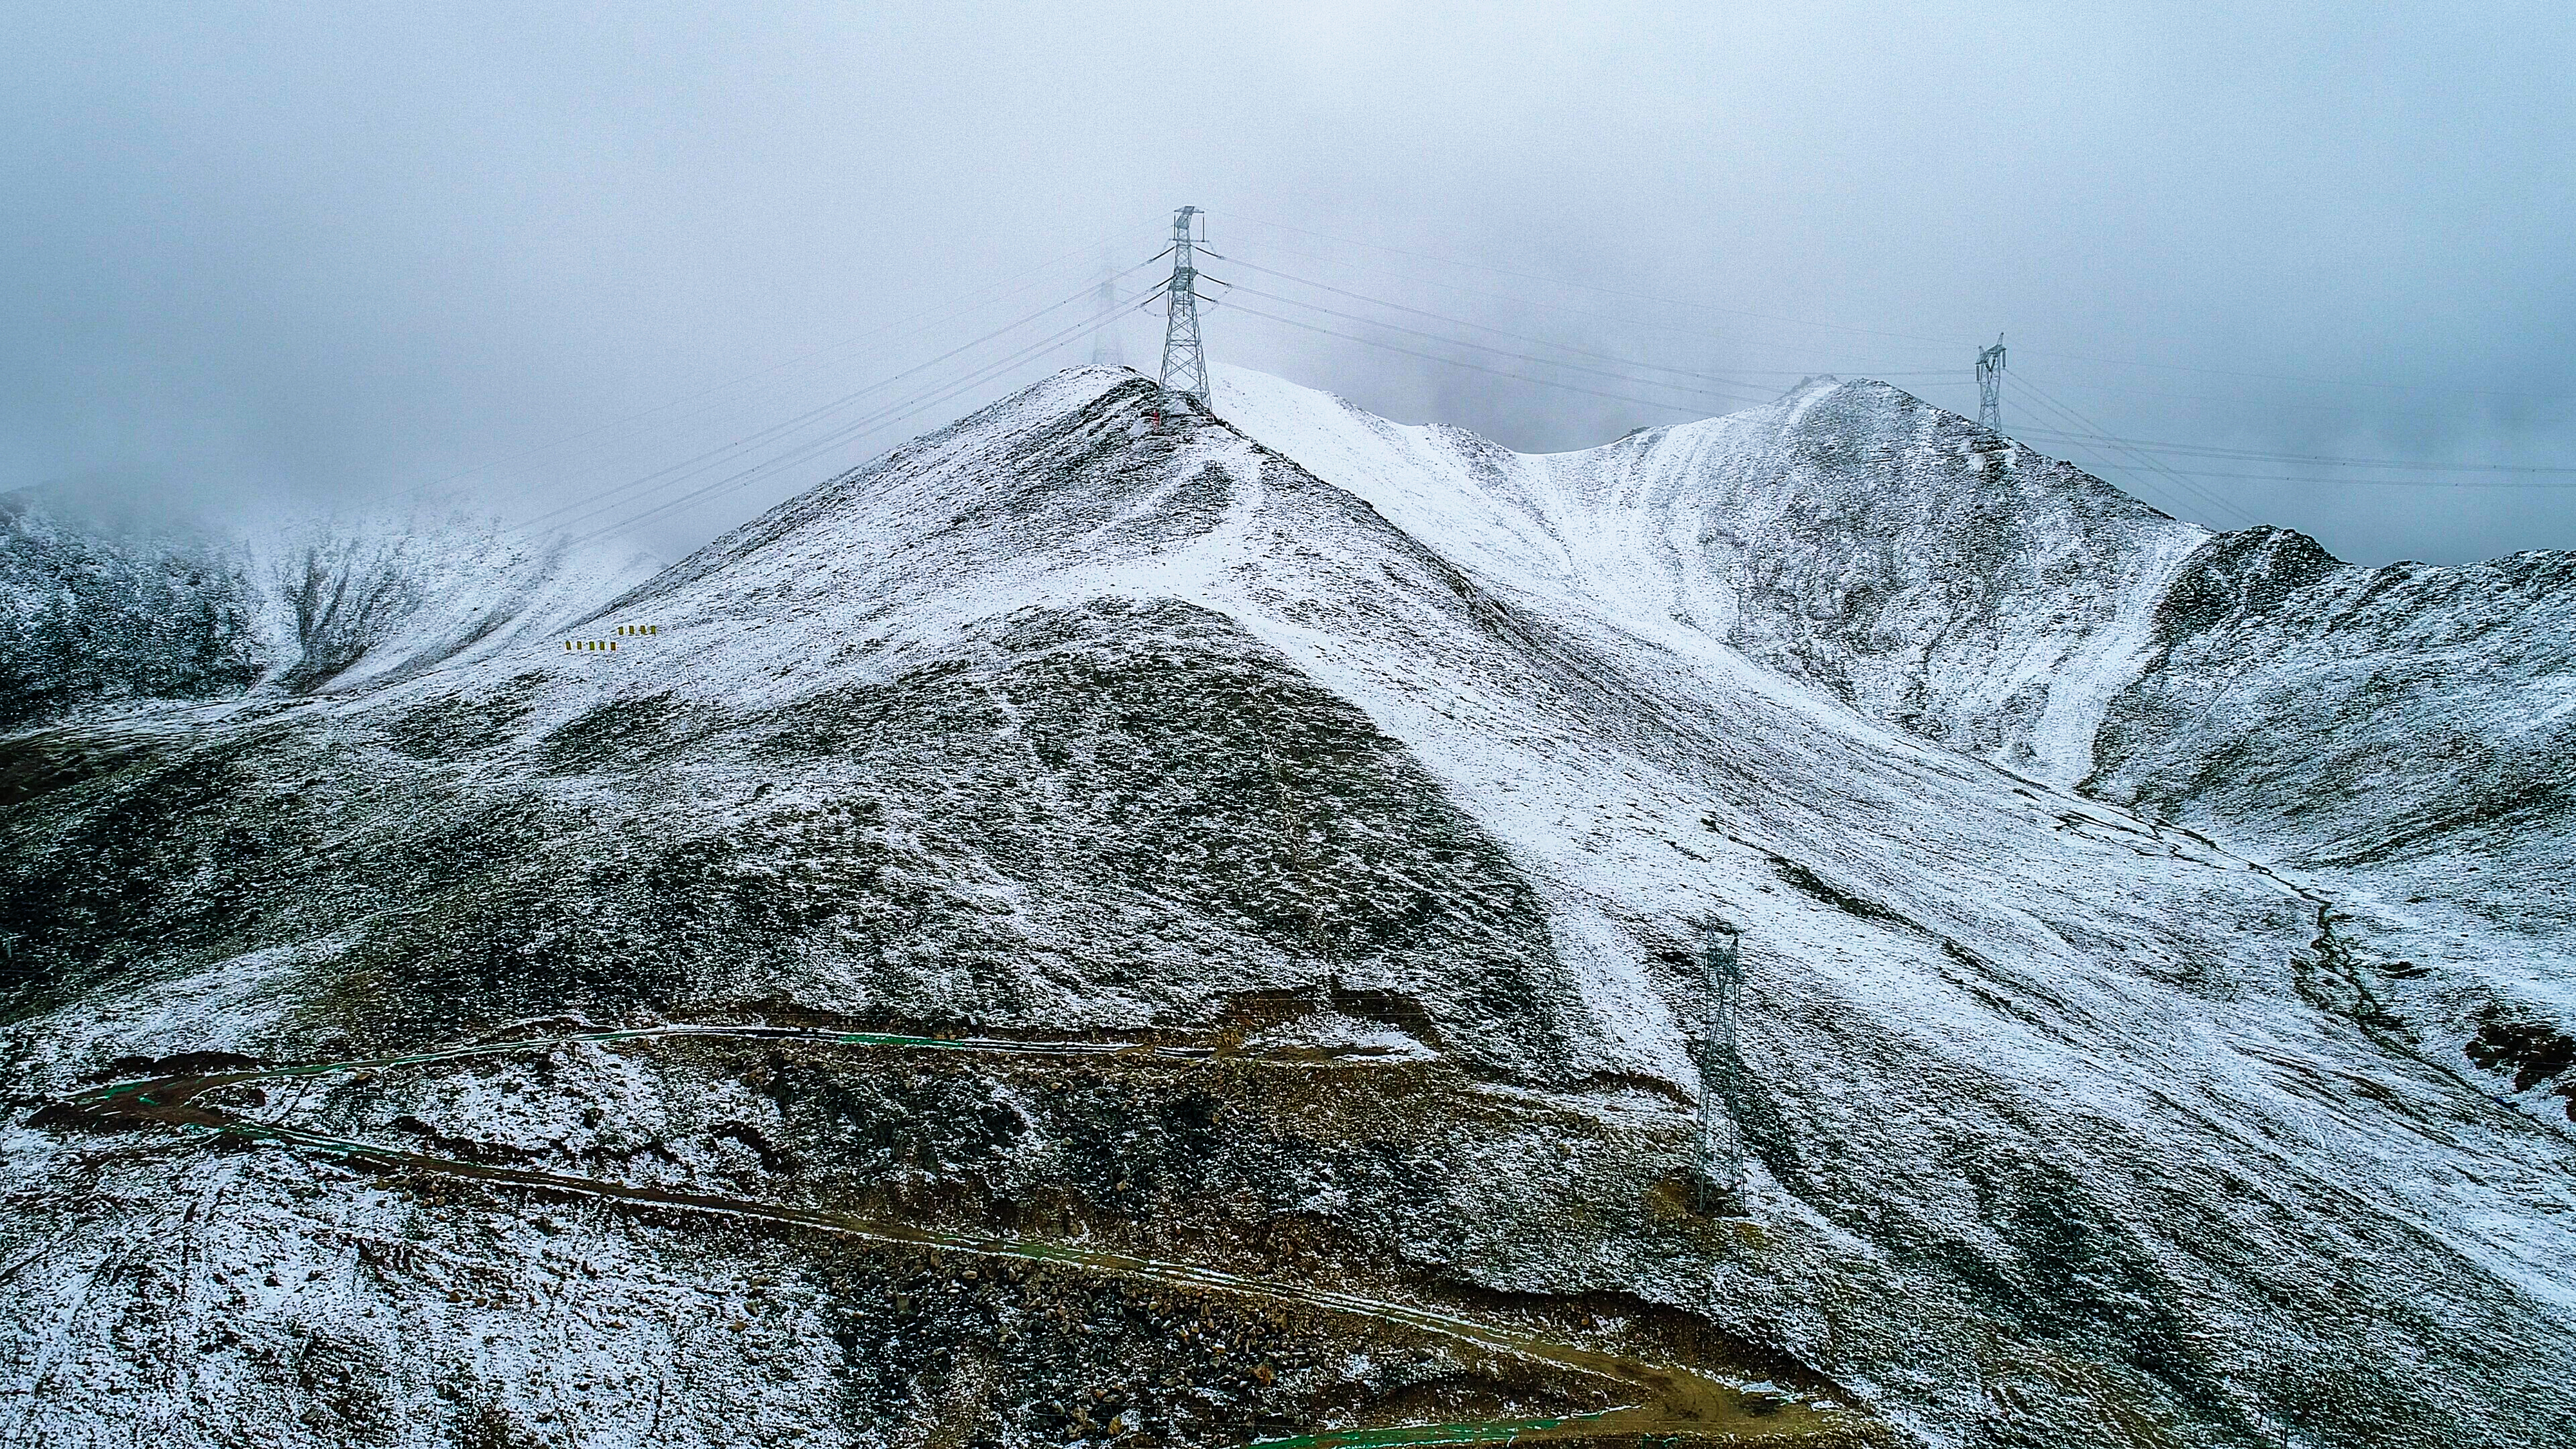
[1158,205,1213,404]
[1694,920,1747,1215]
[1976,334,2007,430]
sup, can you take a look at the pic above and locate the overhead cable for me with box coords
[2008,374,2254,525]
[1227,214,1964,349]
[1226,303,1761,419]
[2016,463,2576,491]
[2006,347,2573,405]
[535,264,1152,535]
[394,230,1138,507]
[573,305,1117,544]
[1230,258,1816,394]
[1231,287,1776,406]
[1231,234,1962,379]
[2009,375,2260,527]
[1233,214,2572,407]
[2004,430,2576,476]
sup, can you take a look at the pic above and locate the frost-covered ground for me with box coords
[3,366,2571,1448]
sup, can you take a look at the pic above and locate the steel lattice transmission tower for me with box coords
[1976,334,2007,430]
[1158,205,1213,404]
[1694,920,1748,1215]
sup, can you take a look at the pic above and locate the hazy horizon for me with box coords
[6,4,2573,567]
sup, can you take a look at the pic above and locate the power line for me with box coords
[1229,213,1966,349]
[386,230,1137,507]
[1227,272,2567,504]
[2004,430,2576,476]
[516,261,1153,527]
[501,212,2572,554]
[1231,283,1776,407]
[1999,373,2231,524]
[1230,258,1810,395]
[1971,362,2576,482]
[2031,464,2576,491]
[572,304,1115,541]
[531,276,1112,531]
[1227,303,1760,419]
[2007,374,2253,526]
[538,282,1103,531]
[1091,256,1124,368]
[1235,289,2247,527]
[571,304,1119,544]
[1232,213,2575,408]
[533,266,1153,536]
[2009,375,2261,528]
[2008,345,2575,406]
[1233,281,2247,529]
[1231,231,1964,379]
[2000,365,2483,426]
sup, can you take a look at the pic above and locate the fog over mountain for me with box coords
[3,6,2573,566]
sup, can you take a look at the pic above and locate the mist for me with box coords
[5,3,2571,565]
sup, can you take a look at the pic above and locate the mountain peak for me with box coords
[8,359,2575,1449]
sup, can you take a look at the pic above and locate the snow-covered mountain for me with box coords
[3,366,2570,1449]
[0,499,658,730]
[1218,367,2576,1132]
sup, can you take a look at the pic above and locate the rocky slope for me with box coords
[0,497,269,732]
[2085,530,2576,1113]
[0,499,656,732]
[1218,367,2576,1127]
[2,366,2570,1449]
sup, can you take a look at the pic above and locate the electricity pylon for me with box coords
[1976,334,2007,430]
[1695,920,1747,1215]
[1158,205,1212,404]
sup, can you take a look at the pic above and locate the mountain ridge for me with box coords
[1212,363,2576,1120]
[3,365,2571,1449]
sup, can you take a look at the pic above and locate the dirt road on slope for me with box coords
[35,1025,1880,1448]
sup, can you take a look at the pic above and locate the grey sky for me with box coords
[6,4,2573,565]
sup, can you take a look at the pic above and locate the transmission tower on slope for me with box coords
[1695,920,1747,1215]
[1976,334,2007,430]
[1159,205,1213,404]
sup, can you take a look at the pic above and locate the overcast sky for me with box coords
[6,4,2573,565]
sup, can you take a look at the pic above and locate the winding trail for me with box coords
[40,1025,1866,1448]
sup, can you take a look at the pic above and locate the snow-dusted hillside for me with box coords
[0,497,268,731]
[0,500,658,731]
[2086,529,2576,1109]
[3,366,2571,1449]
[1216,370,2206,787]
[1217,365,2576,1130]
